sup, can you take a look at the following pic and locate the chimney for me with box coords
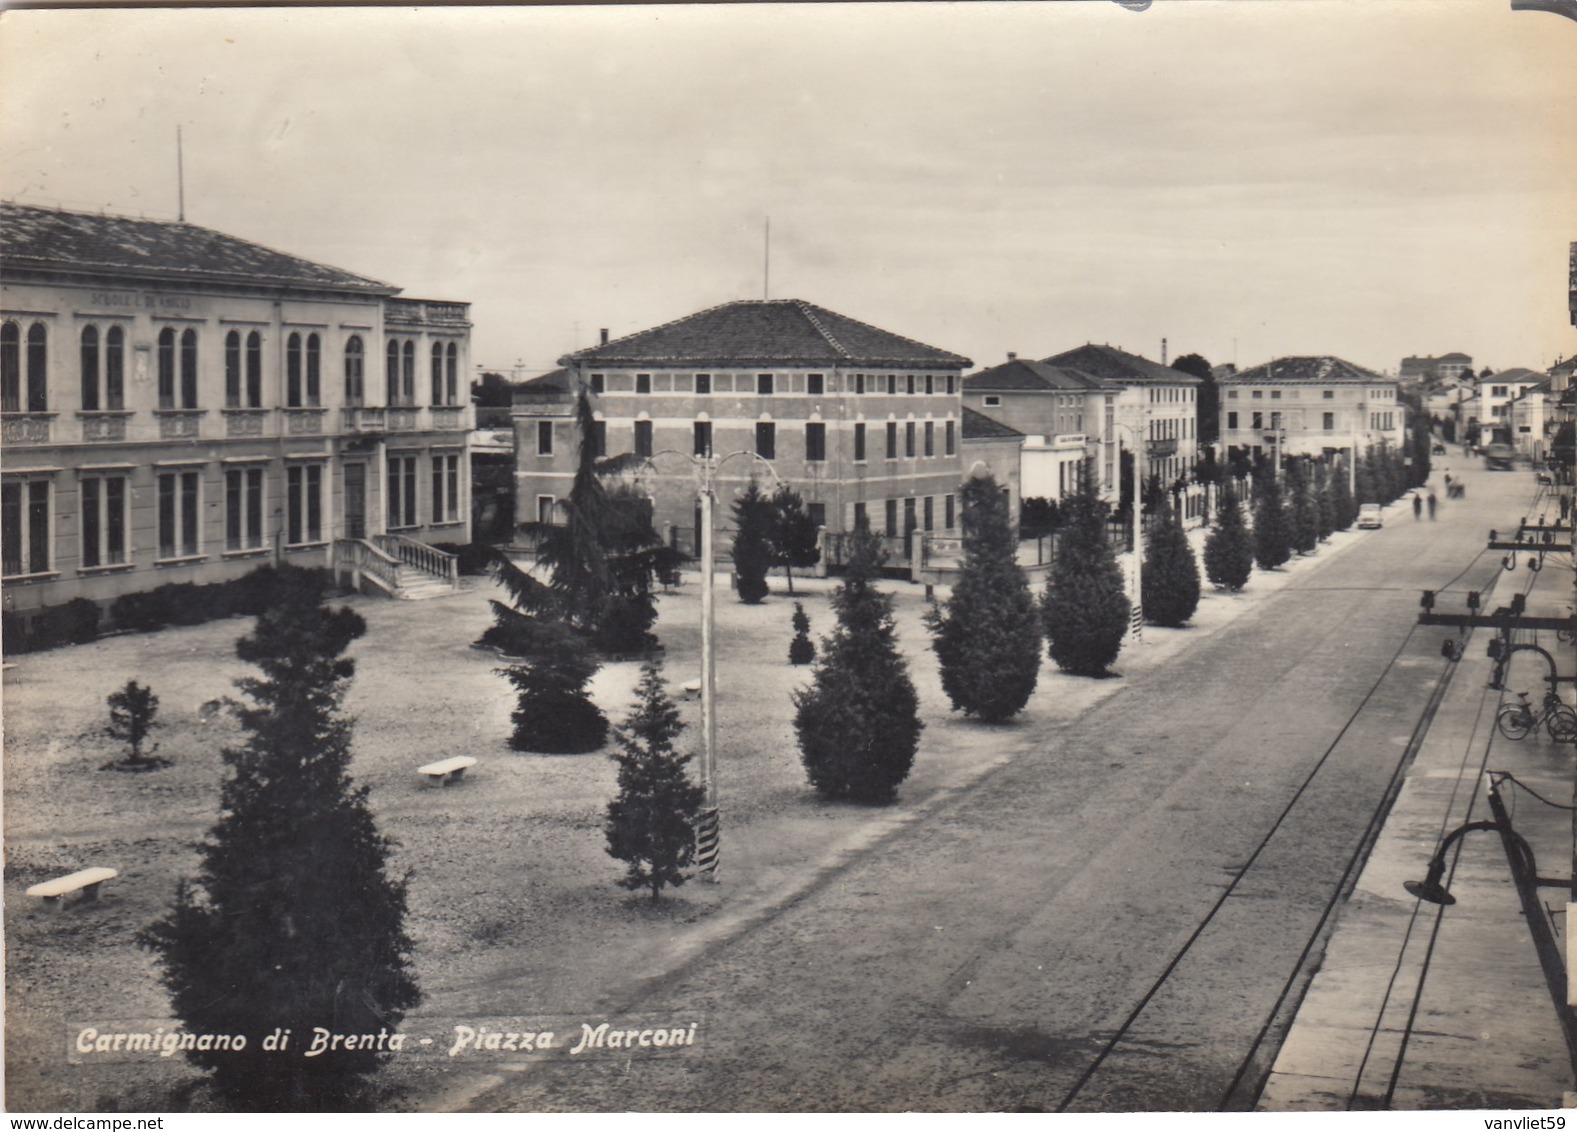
[599,328,609,346]
[1007,352,1017,361]
[1161,337,1168,366]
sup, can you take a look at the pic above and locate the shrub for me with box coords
[1040,486,1130,677]
[103,678,169,771]
[1204,482,1255,591]
[788,602,816,665]
[1252,470,1292,571]
[498,621,608,754]
[731,480,774,605]
[1141,502,1201,628]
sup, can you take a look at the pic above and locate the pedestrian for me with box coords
[1427,492,1437,520]
[1413,493,1422,520]
[1444,472,1452,490]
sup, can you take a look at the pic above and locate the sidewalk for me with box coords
[1260,491,1576,1110]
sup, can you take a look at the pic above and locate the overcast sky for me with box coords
[2,2,1574,379]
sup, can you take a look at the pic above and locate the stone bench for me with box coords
[681,679,702,700]
[28,867,118,906]
[417,755,477,786]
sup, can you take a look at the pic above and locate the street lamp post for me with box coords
[1105,419,1145,642]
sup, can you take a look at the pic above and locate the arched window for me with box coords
[245,332,262,408]
[179,328,198,408]
[401,340,415,405]
[105,327,124,410]
[386,339,400,405]
[81,325,101,411]
[1,321,19,413]
[26,322,47,412]
[286,332,302,407]
[344,336,364,404]
[157,327,176,408]
[225,330,242,407]
[446,342,458,406]
[305,334,321,406]
[431,342,444,405]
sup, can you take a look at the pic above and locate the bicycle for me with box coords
[1496,689,1577,742]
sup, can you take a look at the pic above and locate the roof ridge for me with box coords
[791,300,851,359]
[798,299,955,362]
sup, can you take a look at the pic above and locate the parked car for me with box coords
[1357,503,1383,529]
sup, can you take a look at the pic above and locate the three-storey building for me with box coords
[1218,356,1403,464]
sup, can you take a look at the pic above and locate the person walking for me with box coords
[1427,491,1437,520]
[1413,492,1423,520]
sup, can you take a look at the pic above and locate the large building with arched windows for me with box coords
[0,201,471,621]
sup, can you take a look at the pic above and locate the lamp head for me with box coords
[1405,859,1455,905]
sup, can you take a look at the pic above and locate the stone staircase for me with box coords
[335,536,461,601]
[393,564,458,601]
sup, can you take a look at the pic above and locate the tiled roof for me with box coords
[562,299,970,369]
[1482,367,1544,384]
[515,368,575,396]
[1222,356,1389,385]
[964,358,1113,393]
[961,406,1024,440]
[1040,344,1199,386]
[0,201,396,295]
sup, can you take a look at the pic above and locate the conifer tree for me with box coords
[1331,458,1357,530]
[103,679,168,771]
[788,601,815,665]
[793,524,922,803]
[1141,501,1201,628]
[1313,462,1337,541]
[605,662,706,902]
[140,566,417,1111]
[1040,483,1130,677]
[1252,468,1292,570]
[731,479,774,604]
[1287,460,1319,555]
[498,619,608,753]
[924,472,1040,721]
[770,483,821,595]
[1204,482,1255,591]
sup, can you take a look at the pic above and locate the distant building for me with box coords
[0,202,472,619]
[962,356,1115,504]
[1476,367,1545,425]
[958,406,1025,522]
[1399,352,1474,386]
[1219,356,1404,465]
[511,299,973,559]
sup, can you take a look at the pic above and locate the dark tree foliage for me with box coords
[1286,460,1319,555]
[1020,496,1062,537]
[731,479,775,604]
[103,679,168,771]
[1408,417,1432,488]
[140,566,417,1111]
[498,620,608,753]
[1313,462,1337,541]
[1252,468,1292,570]
[1171,353,1217,447]
[788,602,816,666]
[924,472,1041,721]
[793,524,922,804]
[470,371,516,408]
[486,391,674,655]
[605,662,706,902]
[1204,481,1255,591]
[1141,502,1201,628]
[770,483,822,595]
[1330,458,1357,530]
[1040,484,1130,677]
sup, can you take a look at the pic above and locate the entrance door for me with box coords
[345,463,367,540]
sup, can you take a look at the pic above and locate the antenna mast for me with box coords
[176,126,185,222]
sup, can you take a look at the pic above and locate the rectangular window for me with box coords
[807,374,824,396]
[755,421,776,460]
[287,464,324,544]
[925,375,935,396]
[808,502,825,529]
[906,375,916,395]
[636,373,652,395]
[1252,390,1263,399]
[695,373,711,395]
[1323,412,1335,431]
[923,496,934,531]
[852,501,867,531]
[157,470,201,559]
[903,497,917,535]
[2,479,51,576]
[984,395,1001,407]
[853,422,867,462]
[537,421,554,455]
[757,373,774,396]
[589,373,605,394]
[224,467,265,552]
[947,376,957,395]
[388,455,418,529]
[945,494,956,529]
[1271,389,1281,400]
[693,420,712,457]
[855,374,866,396]
[886,421,898,460]
[1227,411,1238,430]
[537,496,556,526]
[885,498,899,537]
[924,421,935,458]
[591,420,607,458]
[81,475,129,568]
[634,419,654,458]
[1270,411,1282,429]
[905,422,916,458]
[945,420,956,456]
[1251,411,1264,430]
[432,454,460,524]
[805,422,826,462]
[887,375,897,396]
[1323,390,1334,399]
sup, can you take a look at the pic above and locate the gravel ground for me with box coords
[2,528,1376,1113]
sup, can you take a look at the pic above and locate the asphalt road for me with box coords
[476,462,1538,1113]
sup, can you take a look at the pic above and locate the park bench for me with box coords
[27,867,118,906]
[417,755,477,786]
[681,679,702,700]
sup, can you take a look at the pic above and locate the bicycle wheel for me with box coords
[1547,707,1577,743]
[1497,705,1535,740]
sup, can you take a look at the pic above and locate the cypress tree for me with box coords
[1331,458,1357,530]
[923,471,1041,721]
[1287,460,1319,555]
[605,662,706,902]
[1252,468,1292,570]
[1141,501,1201,628]
[793,524,922,803]
[770,482,822,595]
[788,601,815,666]
[498,620,608,753]
[140,566,418,1111]
[731,479,774,604]
[1204,482,1255,591]
[1313,462,1337,541]
[1040,484,1130,677]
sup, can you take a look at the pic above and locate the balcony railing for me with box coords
[372,533,459,590]
[283,408,327,436]
[79,411,130,442]
[222,409,268,438]
[342,406,386,433]
[2,413,54,445]
[388,407,420,432]
[430,406,467,431]
[154,410,205,440]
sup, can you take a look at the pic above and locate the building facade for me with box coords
[1,202,472,618]
[962,355,1115,503]
[512,299,973,556]
[1399,352,1473,386]
[1218,356,1404,465]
